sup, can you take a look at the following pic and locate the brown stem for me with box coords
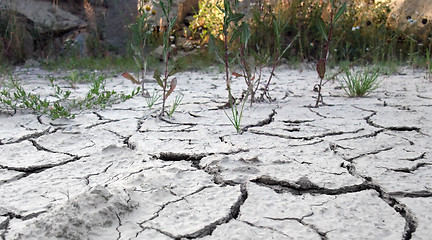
[263,48,279,99]
[316,4,335,107]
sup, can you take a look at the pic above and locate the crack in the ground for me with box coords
[399,152,427,161]
[359,107,421,133]
[85,119,120,129]
[337,129,385,141]
[282,119,315,125]
[264,212,329,240]
[159,117,197,126]
[249,128,364,141]
[92,111,106,121]
[390,190,432,198]
[342,146,393,162]
[308,108,333,119]
[242,109,277,131]
[2,127,52,145]
[239,220,294,239]
[1,210,46,222]
[155,152,207,169]
[115,212,122,240]
[123,135,136,150]
[181,184,248,239]
[153,150,249,186]
[251,175,373,196]
[0,155,82,174]
[135,184,248,239]
[252,172,417,240]
[0,170,27,185]
[385,162,430,173]
[135,186,211,239]
[84,163,114,185]
[339,163,418,240]
[29,139,76,157]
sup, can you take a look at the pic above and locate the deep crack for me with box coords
[242,109,277,131]
[180,183,248,239]
[3,127,52,145]
[29,139,76,157]
[390,190,432,198]
[340,163,418,240]
[391,162,430,173]
[251,175,373,196]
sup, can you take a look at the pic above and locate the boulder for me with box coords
[1,0,86,33]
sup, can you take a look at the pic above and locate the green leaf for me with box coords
[317,17,328,41]
[240,22,251,47]
[334,2,347,23]
[227,13,244,24]
[153,69,164,88]
[160,1,167,18]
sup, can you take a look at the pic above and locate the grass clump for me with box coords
[340,68,381,97]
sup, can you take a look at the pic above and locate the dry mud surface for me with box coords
[0,66,431,240]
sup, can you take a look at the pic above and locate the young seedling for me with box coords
[314,0,346,107]
[145,91,162,109]
[224,89,248,134]
[154,0,177,116]
[167,94,183,117]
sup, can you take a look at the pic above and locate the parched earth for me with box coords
[0,66,431,240]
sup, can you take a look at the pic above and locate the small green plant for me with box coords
[65,70,97,88]
[154,0,178,116]
[0,74,139,119]
[224,90,248,134]
[129,0,157,93]
[340,68,381,97]
[0,75,73,118]
[314,0,347,107]
[145,91,161,109]
[167,94,183,117]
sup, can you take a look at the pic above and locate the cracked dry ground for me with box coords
[1,67,431,240]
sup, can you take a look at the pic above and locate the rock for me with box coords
[103,0,137,54]
[1,0,86,33]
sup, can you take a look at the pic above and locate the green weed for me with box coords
[167,94,183,117]
[0,74,139,119]
[153,0,178,116]
[145,91,161,109]
[340,68,381,97]
[224,90,248,134]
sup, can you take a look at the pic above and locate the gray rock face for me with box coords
[1,0,87,33]
[0,66,431,239]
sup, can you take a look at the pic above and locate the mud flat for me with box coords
[0,66,431,239]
